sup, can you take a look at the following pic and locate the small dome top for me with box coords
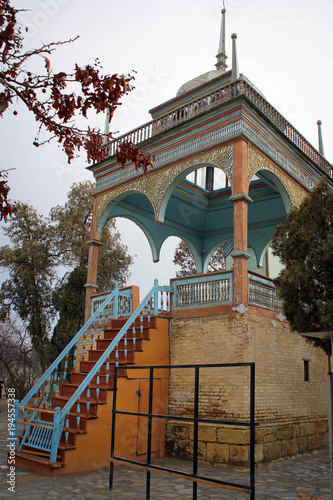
[176,70,222,97]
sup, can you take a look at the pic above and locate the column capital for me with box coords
[86,239,103,247]
[231,251,251,260]
[229,193,253,204]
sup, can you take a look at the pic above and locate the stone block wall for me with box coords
[166,311,328,464]
[166,419,328,465]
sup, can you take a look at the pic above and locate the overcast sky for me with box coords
[1,0,332,296]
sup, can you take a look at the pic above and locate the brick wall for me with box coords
[167,312,328,463]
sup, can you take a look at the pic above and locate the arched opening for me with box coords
[247,245,283,279]
[248,170,290,272]
[159,163,232,224]
[114,218,182,295]
[174,239,230,276]
[97,191,156,237]
[160,164,233,274]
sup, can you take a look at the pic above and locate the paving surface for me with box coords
[0,402,330,499]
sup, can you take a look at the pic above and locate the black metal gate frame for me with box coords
[109,363,255,500]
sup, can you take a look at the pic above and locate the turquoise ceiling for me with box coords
[102,168,288,273]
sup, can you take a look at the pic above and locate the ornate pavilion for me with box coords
[80,8,333,465]
[85,9,331,316]
[14,8,333,477]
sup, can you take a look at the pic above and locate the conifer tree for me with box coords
[0,181,134,367]
[271,181,333,353]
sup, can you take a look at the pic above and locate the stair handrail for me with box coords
[58,279,170,422]
[19,286,120,409]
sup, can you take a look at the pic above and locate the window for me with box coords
[304,360,310,382]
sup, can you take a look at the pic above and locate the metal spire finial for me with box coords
[215,6,228,72]
[317,120,325,156]
[231,33,239,82]
[102,106,111,145]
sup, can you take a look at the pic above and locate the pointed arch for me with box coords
[248,145,307,209]
[156,145,234,223]
[95,189,155,238]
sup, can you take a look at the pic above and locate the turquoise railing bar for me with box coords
[19,287,119,409]
[91,288,132,318]
[16,280,172,463]
[15,286,133,461]
[248,272,283,311]
[18,407,63,462]
[58,280,170,423]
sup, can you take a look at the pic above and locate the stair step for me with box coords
[60,382,108,401]
[19,447,62,459]
[61,426,86,437]
[40,410,91,431]
[103,329,150,341]
[79,360,128,374]
[108,315,157,331]
[60,426,87,447]
[96,337,143,351]
[88,349,135,363]
[14,451,64,475]
[51,395,101,415]
[70,371,114,386]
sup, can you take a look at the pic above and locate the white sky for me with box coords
[1,0,333,297]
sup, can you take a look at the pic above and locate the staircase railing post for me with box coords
[50,407,62,463]
[113,285,119,319]
[153,279,159,316]
[19,289,116,410]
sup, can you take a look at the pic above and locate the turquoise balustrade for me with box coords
[15,285,132,462]
[15,281,172,463]
[171,271,233,309]
[248,272,283,311]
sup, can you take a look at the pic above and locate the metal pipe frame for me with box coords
[109,362,255,499]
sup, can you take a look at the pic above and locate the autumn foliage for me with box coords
[0,170,14,222]
[0,0,153,221]
[116,141,154,173]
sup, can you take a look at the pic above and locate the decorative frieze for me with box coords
[248,146,307,207]
[243,121,315,190]
[95,145,234,233]
[95,118,316,197]
[95,121,240,193]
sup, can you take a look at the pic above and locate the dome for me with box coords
[176,70,223,97]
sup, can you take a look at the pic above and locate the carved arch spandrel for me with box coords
[95,177,158,233]
[94,145,234,237]
[248,146,307,207]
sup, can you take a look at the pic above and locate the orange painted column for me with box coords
[84,239,102,321]
[84,195,102,321]
[230,139,252,307]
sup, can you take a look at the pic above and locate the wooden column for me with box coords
[230,139,252,307]
[84,239,103,322]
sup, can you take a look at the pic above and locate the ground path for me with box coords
[0,402,329,499]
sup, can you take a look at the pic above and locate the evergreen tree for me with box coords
[50,267,87,358]
[0,181,134,367]
[0,203,56,370]
[49,181,133,360]
[271,181,333,353]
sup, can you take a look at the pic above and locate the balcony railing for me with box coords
[248,271,283,311]
[104,121,153,157]
[91,288,132,317]
[104,78,331,177]
[171,271,233,309]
